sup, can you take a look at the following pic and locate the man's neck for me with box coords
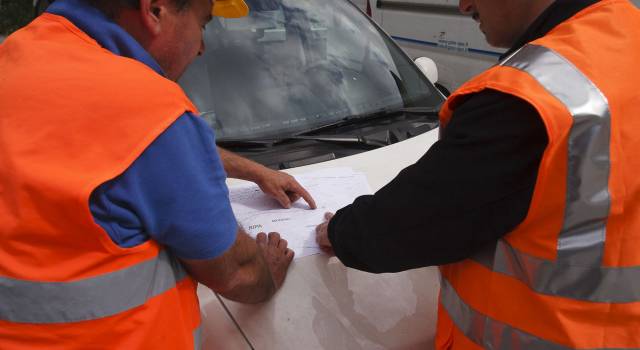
[113,10,153,52]
[500,0,599,59]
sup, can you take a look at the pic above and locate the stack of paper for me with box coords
[229,167,372,258]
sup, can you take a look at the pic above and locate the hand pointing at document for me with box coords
[255,168,317,209]
[315,212,335,255]
[217,146,317,209]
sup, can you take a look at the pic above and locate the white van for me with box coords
[351,0,501,92]
[354,0,640,92]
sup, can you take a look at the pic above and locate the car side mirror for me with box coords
[414,57,438,84]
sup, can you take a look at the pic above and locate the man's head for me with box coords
[91,0,246,81]
[458,0,554,48]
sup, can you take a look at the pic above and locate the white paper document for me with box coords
[229,167,372,259]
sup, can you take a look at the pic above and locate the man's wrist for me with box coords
[218,146,266,181]
[244,163,269,184]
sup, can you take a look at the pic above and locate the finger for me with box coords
[315,224,328,245]
[277,237,288,251]
[320,246,335,256]
[319,233,331,247]
[286,191,301,203]
[285,248,295,261]
[322,227,333,247]
[315,222,326,235]
[324,212,334,220]
[285,180,316,209]
[274,191,292,208]
[256,232,267,244]
[268,232,281,246]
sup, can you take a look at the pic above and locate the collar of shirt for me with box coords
[47,0,165,76]
[500,0,600,60]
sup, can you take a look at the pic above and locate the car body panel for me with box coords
[197,286,253,349]
[199,128,441,349]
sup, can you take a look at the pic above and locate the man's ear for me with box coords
[138,0,163,36]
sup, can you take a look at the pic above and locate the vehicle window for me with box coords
[179,0,442,140]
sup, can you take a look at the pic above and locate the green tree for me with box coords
[0,0,35,36]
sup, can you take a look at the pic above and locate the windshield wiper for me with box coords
[216,106,440,150]
[216,139,279,148]
[293,106,440,136]
[217,134,389,149]
[284,134,389,147]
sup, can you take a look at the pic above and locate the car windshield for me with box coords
[179,0,443,141]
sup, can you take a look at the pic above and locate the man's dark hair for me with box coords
[87,0,191,19]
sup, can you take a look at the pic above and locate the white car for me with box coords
[179,0,444,348]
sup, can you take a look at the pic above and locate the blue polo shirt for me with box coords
[47,0,238,260]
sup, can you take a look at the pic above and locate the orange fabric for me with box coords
[532,0,640,268]
[435,298,454,350]
[436,299,483,350]
[0,13,200,349]
[0,278,201,350]
[436,0,640,348]
[440,262,640,349]
[440,66,572,261]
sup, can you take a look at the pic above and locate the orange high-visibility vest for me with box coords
[436,0,640,348]
[0,13,202,349]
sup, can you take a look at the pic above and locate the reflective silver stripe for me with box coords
[0,249,187,324]
[194,325,202,350]
[444,44,634,349]
[466,44,629,302]
[473,239,640,302]
[440,277,637,350]
[501,44,612,266]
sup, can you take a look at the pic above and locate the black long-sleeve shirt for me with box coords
[328,0,599,273]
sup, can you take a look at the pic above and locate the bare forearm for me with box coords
[180,231,276,304]
[217,146,265,181]
[216,245,276,303]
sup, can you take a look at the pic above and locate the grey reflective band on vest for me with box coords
[501,44,612,266]
[472,239,640,303]
[466,44,631,303]
[440,278,637,350]
[194,325,202,350]
[442,44,637,349]
[0,249,188,324]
